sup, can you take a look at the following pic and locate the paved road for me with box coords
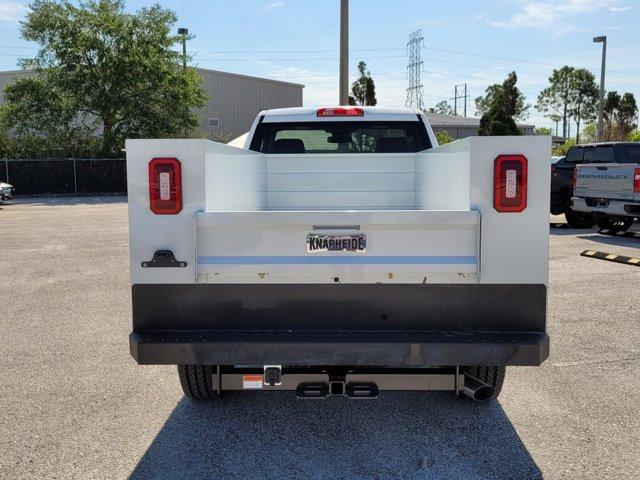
[1,198,639,479]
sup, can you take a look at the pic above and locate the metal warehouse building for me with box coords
[427,112,535,138]
[0,68,304,141]
[195,68,303,140]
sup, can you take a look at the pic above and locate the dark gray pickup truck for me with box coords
[571,142,640,232]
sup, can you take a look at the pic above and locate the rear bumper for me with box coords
[130,330,549,366]
[130,283,549,367]
[572,197,639,217]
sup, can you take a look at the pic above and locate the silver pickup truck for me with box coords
[571,142,640,232]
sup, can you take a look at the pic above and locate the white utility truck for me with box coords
[126,106,550,402]
[571,142,640,233]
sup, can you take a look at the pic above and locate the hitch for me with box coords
[263,365,282,386]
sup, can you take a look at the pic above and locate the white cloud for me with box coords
[263,1,285,11]
[0,1,27,22]
[480,0,631,33]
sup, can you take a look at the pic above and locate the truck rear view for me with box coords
[571,142,640,232]
[126,107,550,402]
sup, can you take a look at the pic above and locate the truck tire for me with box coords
[564,202,596,229]
[597,216,634,233]
[177,365,219,400]
[463,366,506,400]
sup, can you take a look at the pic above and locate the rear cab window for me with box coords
[617,145,640,164]
[250,121,430,154]
[564,148,583,163]
[565,146,614,163]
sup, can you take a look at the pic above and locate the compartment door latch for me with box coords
[141,250,187,268]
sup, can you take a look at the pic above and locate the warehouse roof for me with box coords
[0,67,305,89]
[427,112,534,129]
[195,67,304,89]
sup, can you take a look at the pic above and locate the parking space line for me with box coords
[580,249,640,267]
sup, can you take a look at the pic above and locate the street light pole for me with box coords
[339,0,349,105]
[178,27,189,72]
[593,35,607,142]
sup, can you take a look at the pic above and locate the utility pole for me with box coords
[593,36,607,142]
[454,85,457,116]
[178,27,189,136]
[405,30,425,111]
[451,84,469,116]
[339,0,349,105]
[464,84,467,117]
[178,27,189,71]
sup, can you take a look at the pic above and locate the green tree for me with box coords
[552,138,576,156]
[549,113,562,136]
[628,130,640,142]
[478,71,522,136]
[429,100,454,115]
[348,61,377,106]
[581,123,598,143]
[4,0,207,157]
[536,66,575,138]
[535,127,552,136]
[603,91,638,140]
[568,69,599,143]
[475,82,529,120]
[435,130,455,144]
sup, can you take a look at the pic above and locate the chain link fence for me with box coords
[1,159,126,196]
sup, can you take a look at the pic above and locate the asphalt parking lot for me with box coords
[1,197,639,480]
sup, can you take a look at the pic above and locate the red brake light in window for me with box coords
[634,167,640,193]
[316,107,364,117]
[494,154,527,213]
[149,157,182,214]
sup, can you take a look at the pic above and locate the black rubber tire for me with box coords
[596,216,634,233]
[462,366,506,400]
[564,203,596,229]
[177,365,220,400]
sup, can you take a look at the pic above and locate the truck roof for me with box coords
[571,142,637,148]
[261,106,423,123]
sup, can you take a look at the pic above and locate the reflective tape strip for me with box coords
[198,255,477,265]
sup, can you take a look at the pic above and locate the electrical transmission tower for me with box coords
[405,30,425,111]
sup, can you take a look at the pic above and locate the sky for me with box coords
[0,0,639,131]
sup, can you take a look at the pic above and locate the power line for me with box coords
[1,41,639,78]
[405,30,425,111]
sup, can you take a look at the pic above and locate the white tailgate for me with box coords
[575,163,636,200]
[196,210,479,283]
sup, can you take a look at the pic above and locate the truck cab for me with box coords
[126,106,550,402]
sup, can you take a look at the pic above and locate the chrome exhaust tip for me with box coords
[461,373,495,402]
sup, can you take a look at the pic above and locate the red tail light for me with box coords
[634,167,640,193]
[316,107,364,117]
[494,155,527,213]
[149,157,182,214]
[572,167,577,191]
